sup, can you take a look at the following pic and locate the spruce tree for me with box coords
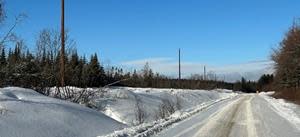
[87,54,101,87]
[69,52,80,86]
[0,47,5,86]
[0,47,6,66]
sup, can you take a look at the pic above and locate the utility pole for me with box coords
[204,66,206,80]
[214,74,217,81]
[60,0,65,87]
[178,48,181,80]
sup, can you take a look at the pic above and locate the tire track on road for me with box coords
[246,96,258,137]
[171,96,241,137]
[192,95,257,137]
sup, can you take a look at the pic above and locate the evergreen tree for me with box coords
[272,23,300,88]
[0,47,6,66]
[68,52,81,86]
[0,47,5,86]
[257,74,274,91]
[86,53,101,87]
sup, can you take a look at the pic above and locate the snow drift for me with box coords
[96,88,237,137]
[0,87,125,137]
[0,86,237,137]
[260,92,300,130]
[92,87,236,125]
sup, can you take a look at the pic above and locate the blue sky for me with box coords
[4,0,300,81]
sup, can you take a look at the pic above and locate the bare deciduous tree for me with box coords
[0,0,26,48]
[158,98,176,119]
[134,95,146,125]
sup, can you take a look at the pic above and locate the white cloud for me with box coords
[120,57,274,82]
[122,57,173,66]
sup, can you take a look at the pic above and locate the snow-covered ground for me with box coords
[260,92,300,130]
[0,86,238,137]
[2,87,300,137]
[0,87,125,137]
[92,87,237,126]
[151,93,300,137]
[99,95,236,137]
[92,87,237,137]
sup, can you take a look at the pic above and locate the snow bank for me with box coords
[98,92,236,137]
[260,92,300,130]
[93,87,236,126]
[77,86,238,137]
[0,87,126,137]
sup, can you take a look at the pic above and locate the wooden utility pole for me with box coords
[60,0,65,87]
[178,48,181,80]
[204,66,206,80]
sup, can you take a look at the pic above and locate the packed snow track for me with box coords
[155,94,300,137]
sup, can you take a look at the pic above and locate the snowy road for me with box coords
[155,94,300,137]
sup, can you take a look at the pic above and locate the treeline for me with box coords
[0,28,271,92]
[0,30,107,88]
[231,75,274,93]
[0,26,270,93]
[271,21,300,103]
[0,33,234,91]
[120,63,234,89]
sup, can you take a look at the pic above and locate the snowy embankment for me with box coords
[0,87,125,137]
[0,87,237,137]
[260,92,300,130]
[93,87,237,137]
